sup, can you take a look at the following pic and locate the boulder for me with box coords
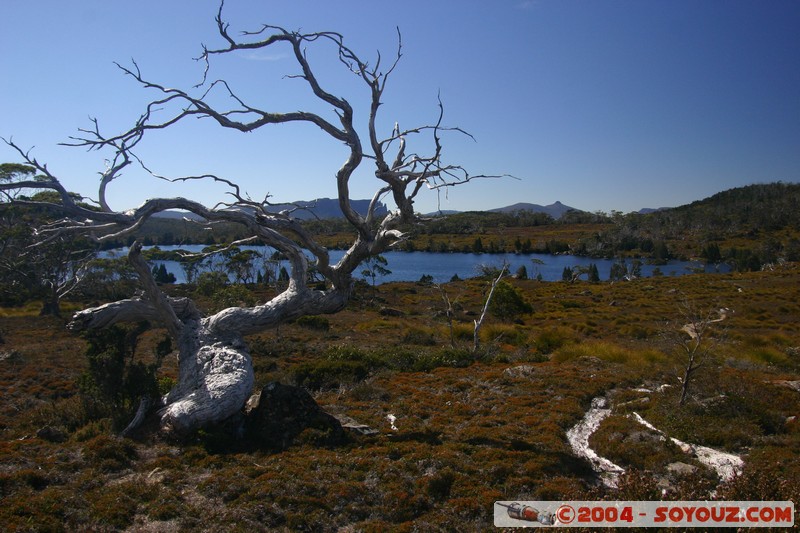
[334,414,379,436]
[244,382,345,450]
[37,425,68,443]
[667,462,699,476]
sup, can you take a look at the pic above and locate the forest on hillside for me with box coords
[86,182,800,265]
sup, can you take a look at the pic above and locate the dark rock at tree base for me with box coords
[37,425,68,443]
[244,382,345,450]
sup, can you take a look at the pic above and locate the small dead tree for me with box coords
[473,263,508,353]
[435,283,461,349]
[0,2,495,435]
[664,299,731,406]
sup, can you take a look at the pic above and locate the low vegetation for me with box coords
[2,261,799,530]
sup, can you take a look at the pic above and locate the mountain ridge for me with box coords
[488,200,578,220]
[152,182,799,221]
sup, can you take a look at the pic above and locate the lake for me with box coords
[101,245,727,284]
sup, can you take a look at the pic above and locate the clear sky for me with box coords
[2,1,799,215]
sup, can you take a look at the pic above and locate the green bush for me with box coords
[295,315,330,331]
[489,281,532,322]
[194,271,229,297]
[210,284,256,311]
[77,324,171,431]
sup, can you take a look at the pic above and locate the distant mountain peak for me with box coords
[263,198,387,220]
[489,201,579,219]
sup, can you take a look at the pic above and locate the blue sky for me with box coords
[2,1,798,214]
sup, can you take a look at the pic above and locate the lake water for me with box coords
[101,245,727,284]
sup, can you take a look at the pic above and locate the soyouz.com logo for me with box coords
[494,501,795,528]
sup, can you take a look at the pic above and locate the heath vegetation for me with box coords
[2,260,799,530]
[1,2,799,529]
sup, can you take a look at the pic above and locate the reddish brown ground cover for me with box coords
[1,264,798,530]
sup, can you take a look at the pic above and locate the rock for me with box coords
[503,365,537,378]
[37,425,68,443]
[379,307,404,317]
[244,382,345,450]
[0,350,22,363]
[623,430,662,444]
[667,462,698,476]
[617,396,650,409]
[334,415,379,436]
[772,380,800,393]
[576,356,606,370]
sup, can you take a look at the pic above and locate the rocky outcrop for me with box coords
[244,382,345,450]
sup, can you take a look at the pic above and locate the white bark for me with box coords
[160,321,253,435]
[473,264,508,352]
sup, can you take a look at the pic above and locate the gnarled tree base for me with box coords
[160,321,254,436]
[69,297,255,436]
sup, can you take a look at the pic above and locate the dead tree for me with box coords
[664,299,731,406]
[0,3,493,435]
[473,263,508,353]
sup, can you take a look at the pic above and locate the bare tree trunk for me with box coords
[121,396,151,437]
[437,285,456,349]
[68,299,256,436]
[3,6,496,437]
[39,288,61,317]
[68,284,351,435]
[666,300,730,407]
[679,355,697,406]
[161,320,254,435]
[473,265,507,353]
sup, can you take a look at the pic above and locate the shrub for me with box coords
[78,323,161,430]
[291,344,475,389]
[82,435,137,472]
[294,315,330,331]
[210,284,256,311]
[552,340,646,365]
[73,419,113,442]
[489,281,532,322]
[425,469,456,501]
[194,271,229,297]
[88,484,140,529]
[291,359,372,390]
[534,327,573,354]
[402,327,437,346]
[483,324,529,347]
[158,376,176,396]
[403,348,474,372]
